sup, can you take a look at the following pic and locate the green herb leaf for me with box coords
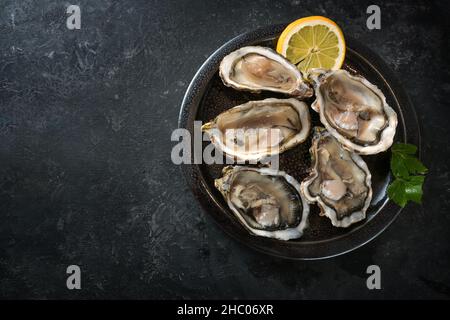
[392,143,417,155]
[404,176,425,204]
[388,143,427,207]
[387,176,425,208]
[387,179,408,207]
[391,152,428,179]
[404,156,428,175]
[390,154,410,179]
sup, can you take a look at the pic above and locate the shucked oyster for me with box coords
[202,98,311,161]
[309,69,397,155]
[301,128,372,227]
[215,166,310,240]
[220,46,313,98]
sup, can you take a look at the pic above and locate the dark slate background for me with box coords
[0,0,449,299]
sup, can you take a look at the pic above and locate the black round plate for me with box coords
[178,24,420,260]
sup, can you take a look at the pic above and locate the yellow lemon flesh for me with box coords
[276,16,346,75]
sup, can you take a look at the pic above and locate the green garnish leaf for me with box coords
[391,143,417,155]
[391,152,428,178]
[390,154,410,179]
[387,176,424,208]
[388,143,427,207]
[387,179,408,207]
[404,176,425,204]
[403,156,428,175]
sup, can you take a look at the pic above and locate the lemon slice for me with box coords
[276,16,346,75]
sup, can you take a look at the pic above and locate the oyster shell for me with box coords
[219,46,313,98]
[215,166,310,240]
[301,128,372,227]
[202,98,311,161]
[309,69,397,155]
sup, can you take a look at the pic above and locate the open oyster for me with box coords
[202,98,311,161]
[309,69,397,155]
[215,166,310,240]
[220,46,313,98]
[301,128,372,227]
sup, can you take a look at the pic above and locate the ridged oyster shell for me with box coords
[220,46,313,98]
[301,128,372,227]
[309,69,398,155]
[202,98,311,161]
[215,166,310,240]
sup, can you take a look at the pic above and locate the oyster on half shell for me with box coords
[215,166,310,240]
[309,69,398,155]
[202,98,311,162]
[301,128,372,228]
[220,46,313,98]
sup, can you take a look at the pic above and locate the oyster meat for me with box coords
[309,69,397,155]
[215,166,310,240]
[301,128,372,227]
[202,98,311,161]
[220,46,313,98]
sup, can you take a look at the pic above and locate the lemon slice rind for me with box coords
[276,16,346,74]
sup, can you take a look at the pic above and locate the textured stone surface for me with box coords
[0,0,449,299]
